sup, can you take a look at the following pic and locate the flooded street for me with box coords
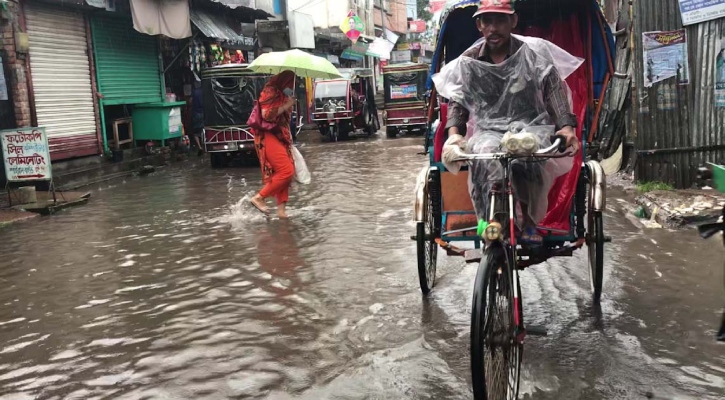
[0,134,723,400]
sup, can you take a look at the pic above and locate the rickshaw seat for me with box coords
[433,103,448,163]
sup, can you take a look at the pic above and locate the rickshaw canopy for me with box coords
[201,64,270,127]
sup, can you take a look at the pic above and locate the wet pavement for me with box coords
[0,132,723,399]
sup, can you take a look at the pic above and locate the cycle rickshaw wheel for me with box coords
[471,245,522,400]
[416,195,437,294]
[586,169,605,303]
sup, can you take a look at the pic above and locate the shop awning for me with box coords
[190,9,255,49]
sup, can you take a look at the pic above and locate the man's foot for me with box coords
[197,148,204,157]
[250,195,270,215]
[520,226,543,245]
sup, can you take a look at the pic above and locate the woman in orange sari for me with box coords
[250,70,297,219]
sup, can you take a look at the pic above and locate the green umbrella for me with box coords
[248,49,343,79]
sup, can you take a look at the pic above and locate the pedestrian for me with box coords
[191,81,205,156]
[249,70,297,219]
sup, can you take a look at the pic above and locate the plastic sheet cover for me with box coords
[202,76,267,127]
[432,35,583,225]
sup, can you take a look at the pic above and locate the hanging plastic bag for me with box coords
[292,147,311,185]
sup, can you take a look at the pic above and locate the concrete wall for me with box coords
[1,0,31,128]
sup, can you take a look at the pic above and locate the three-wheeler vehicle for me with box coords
[382,62,429,138]
[415,0,621,398]
[201,64,268,168]
[312,68,379,142]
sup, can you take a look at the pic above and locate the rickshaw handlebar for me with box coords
[452,136,570,161]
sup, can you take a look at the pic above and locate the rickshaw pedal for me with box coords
[410,235,417,241]
[525,326,548,337]
[604,236,612,243]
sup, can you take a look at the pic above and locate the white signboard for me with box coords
[678,0,725,26]
[1,127,53,182]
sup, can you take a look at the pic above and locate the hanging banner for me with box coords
[391,50,411,63]
[366,37,395,59]
[1,127,52,182]
[340,11,365,44]
[642,30,690,88]
[0,57,8,101]
[384,28,399,45]
[409,20,426,33]
[677,0,725,26]
[716,33,725,107]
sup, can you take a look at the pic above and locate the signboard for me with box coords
[366,37,395,59]
[391,50,411,63]
[409,42,422,50]
[341,48,364,61]
[1,127,52,182]
[396,42,411,51]
[391,84,417,99]
[643,30,690,87]
[409,20,426,33]
[678,0,725,26]
[257,20,289,34]
[327,55,340,64]
[430,0,446,14]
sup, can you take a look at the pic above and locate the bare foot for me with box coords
[277,203,289,219]
[250,195,270,215]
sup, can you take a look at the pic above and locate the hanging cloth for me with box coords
[130,0,192,39]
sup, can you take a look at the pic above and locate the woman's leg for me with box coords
[258,134,294,216]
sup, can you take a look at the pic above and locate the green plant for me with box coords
[636,181,674,193]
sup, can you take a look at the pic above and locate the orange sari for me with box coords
[254,71,295,204]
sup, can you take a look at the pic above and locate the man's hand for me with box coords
[442,131,467,174]
[556,126,579,154]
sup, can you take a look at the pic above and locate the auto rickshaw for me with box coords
[382,62,429,138]
[311,68,379,142]
[201,64,269,168]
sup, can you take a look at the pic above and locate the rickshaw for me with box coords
[201,64,268,168]
[413,1,619,398]
[311,68,379,142]
[382,63,429,138]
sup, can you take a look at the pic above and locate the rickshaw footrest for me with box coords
[604,236,612,243]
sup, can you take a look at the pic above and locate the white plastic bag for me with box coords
[291,147,311,185]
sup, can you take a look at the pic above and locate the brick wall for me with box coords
[1,0,31,128]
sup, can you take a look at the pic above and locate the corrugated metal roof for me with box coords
[190,9,255,49]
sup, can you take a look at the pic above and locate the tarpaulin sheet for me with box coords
[202,76,267,126]
[523,15,587,233]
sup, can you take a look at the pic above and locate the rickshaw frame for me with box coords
[412,1,618,398]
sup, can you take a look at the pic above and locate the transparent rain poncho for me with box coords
[433,35,584,225]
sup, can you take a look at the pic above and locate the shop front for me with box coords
[90,12,168,151]
[24,2,101,160]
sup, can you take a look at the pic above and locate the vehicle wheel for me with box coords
[416,178,439,294]
[386,127,398,138]
[210,153,230,169]
[587,208,604,303]
[471,245,522,400]
[339,128,350,141]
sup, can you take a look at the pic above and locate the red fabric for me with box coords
[433,102,448,163]
[524,16,587,233]
[254,71,295,186]
[258,133,294,205]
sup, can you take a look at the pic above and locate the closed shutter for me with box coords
[91,14,163,105]
[25,4,99,160]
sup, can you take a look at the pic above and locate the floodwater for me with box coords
[0,133,723,400]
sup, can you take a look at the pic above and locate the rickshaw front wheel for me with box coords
[587,210,604,303]
[386,127,398,138]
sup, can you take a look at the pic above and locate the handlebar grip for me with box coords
[549,135,568,153]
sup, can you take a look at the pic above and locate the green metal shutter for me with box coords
[90,14,163,105]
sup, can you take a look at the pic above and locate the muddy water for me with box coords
[0,133,723,399]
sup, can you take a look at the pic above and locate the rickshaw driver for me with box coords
[442,0,580,244]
